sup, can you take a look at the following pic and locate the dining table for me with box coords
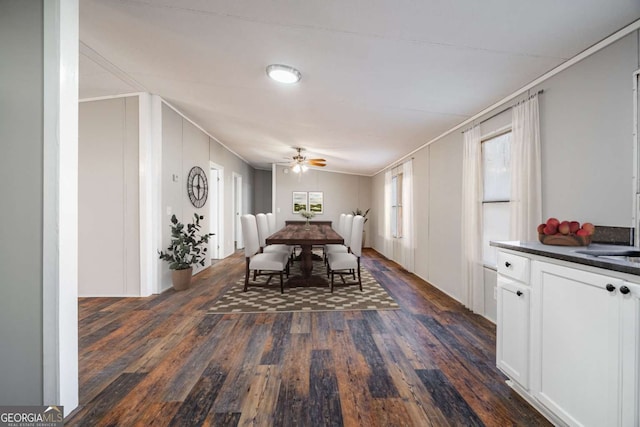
[266,222,343,286]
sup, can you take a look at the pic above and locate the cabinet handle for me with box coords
[620,285,630,295]
[606,284,616,292]
[505,261,511,268]
[516,290,523,297]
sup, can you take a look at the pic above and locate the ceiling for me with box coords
[79,0,640,176]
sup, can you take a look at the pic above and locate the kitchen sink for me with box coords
[574,249,640,263]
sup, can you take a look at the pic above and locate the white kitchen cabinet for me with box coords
[494,248,640,427]
[621,281,640,427]
[531,260,626,427]
[497,276,530,389]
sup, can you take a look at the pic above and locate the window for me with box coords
[482,131,512,266]
[391,172,403,238]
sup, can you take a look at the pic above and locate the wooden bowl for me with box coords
[538,233,592,246]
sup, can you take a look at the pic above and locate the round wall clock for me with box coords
[187,166,208,208]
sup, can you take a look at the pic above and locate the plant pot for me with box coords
[172,267,193,291]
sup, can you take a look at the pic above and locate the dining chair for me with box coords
[266,212,277,233]
[240,214,289,293]
[267,212,300,259]
[336,213,346,236]
[256,213,293,262]
[324,214,353,262]
[327,215,364,292]
[323,213,345,257]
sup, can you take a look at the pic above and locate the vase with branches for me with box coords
[352,208,370,223]
[299,209,315,229]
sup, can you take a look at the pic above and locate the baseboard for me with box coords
[365,247,468,309]
[506,380,567,427]
[78,293,143,298]
[482,314,496,324]
[64,405,83,422]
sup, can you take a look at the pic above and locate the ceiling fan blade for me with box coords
[308,158,326,162]
[308,161,326,167]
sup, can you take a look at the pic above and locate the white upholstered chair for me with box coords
[256,213,293,261]
[327,215,364,292]
[266,212,277,233]
[324,213,346,258]
[324,214,353,262]
[267,212,299,259]
[240,214,289,293]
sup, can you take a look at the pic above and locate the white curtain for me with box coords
[383,170,393,257]
[510,95,542,241]
[461,125,484,312]
[400,159,415,272]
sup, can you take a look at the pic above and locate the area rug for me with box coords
[208,254,399,314]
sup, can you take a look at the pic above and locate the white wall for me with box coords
[77,97,255,294]
[79,96,141,296]
[0,0,45,404]
[209,135,255,256]
[413,149,430,275]
[45,0,80,410]
[159,102,256,290]
[370,172,385,255]
[274,165,372,243]
[254,169,272,214]
[371,29,640,319]
[160,104,213,291]
[535,32,637,225]
[372,132,465,302]
[1,0,79,411]
[426,133,464,302]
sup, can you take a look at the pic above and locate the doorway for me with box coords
[232,172,243,250]
[209,162,223,260]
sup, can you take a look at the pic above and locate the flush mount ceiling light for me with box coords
[266,64,301,84]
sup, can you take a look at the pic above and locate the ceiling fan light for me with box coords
[266,64,301,84]
[292,164,301,173]
[301,164,308,172]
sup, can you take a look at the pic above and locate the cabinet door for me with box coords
[531,261,622,427]
[621,281,640,427]
[497,276,530,389]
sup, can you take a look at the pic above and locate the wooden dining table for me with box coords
[266,222,343,286]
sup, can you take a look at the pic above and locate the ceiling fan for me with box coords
[288,147,326,173]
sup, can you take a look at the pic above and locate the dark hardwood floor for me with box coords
[67,249,549,426]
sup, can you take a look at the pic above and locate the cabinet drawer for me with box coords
[497,251,530,283]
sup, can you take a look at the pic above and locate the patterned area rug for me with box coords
[208,254,399,314]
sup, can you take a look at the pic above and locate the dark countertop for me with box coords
[490,241,640,276]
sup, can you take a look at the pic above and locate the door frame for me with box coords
[232,172,243,249]
[209,161,223,259]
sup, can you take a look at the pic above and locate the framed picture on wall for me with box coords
[292,191,308,213]
[308,191,324,214]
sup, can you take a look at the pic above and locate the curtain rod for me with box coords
[388,156,415,171]
[462,89,544,134]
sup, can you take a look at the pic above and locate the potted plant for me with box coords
[352,208,370,248]
[159,213,213,291]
